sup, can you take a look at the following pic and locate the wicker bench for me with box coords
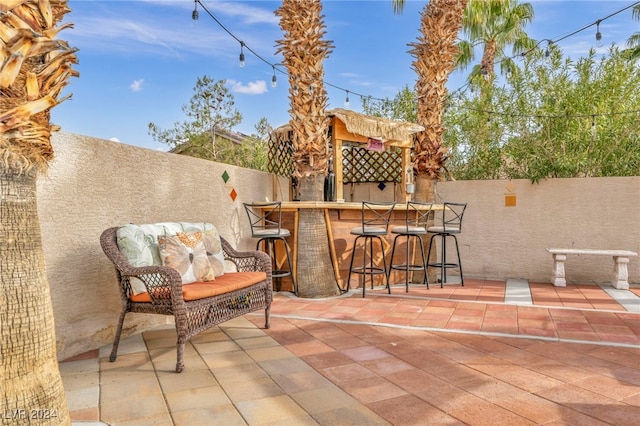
[546,248,638,290]
[100,223,272,372]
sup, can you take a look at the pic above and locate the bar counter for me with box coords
[258,201,443,292]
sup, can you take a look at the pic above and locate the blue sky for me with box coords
[51,0,639,151]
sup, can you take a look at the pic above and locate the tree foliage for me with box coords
[457,0,535,85]
[147,75,268,170]
[444,45,640,181]
[625,4,640,60]
[361,85,417,123]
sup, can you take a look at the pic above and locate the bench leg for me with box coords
[612,256,630,290]
[551,253,567,287]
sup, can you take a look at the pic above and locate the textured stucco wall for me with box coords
[36,132,639,360]
[437,177,640,284]
[37,132,286,360]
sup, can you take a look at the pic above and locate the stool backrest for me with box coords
[406,201,434,228]
[361,201,396,232]
[441,202,467,232]
[243,202,283,238]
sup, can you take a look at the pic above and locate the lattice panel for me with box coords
[268,134,403,183]
[268,137,294,177]
[342,146,402,183]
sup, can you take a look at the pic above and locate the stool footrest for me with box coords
[272,269,293,278]
[351,266,386,275]
[428,262,461,269]
[391,264,425,272]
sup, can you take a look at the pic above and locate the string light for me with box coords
[192,0,639,111]
[271,66,277,88]
[191,0,198,21]
[239,41,245,68]
[595,20,603,47]
[345,91,350,107]
[545,40,552,58]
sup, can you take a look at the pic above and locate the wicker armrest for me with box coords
[221,237,272,275]
[100,227,183,304]
[123,264,184,304]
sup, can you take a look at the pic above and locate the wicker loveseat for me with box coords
[100,222,272,373]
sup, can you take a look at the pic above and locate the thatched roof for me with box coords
[271,109,423,148]
[327,108,424,142]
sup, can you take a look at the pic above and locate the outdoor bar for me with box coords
[263,110,436,293]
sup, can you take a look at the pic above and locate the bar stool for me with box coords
[346,201,395,297]
[243,202,297,295]
[427,202,467,287]
[388,201,434,292]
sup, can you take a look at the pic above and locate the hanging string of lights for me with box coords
[193,0,385,104]
[192,0,640,119]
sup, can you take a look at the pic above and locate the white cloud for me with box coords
[109,137,121,142]
[65,2,279,59]
[129,79,144,92]
[228,79,268,95]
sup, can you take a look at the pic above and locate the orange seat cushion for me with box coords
[130,271,267,302]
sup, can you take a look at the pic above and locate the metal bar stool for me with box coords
[388,201,434,292]
[346,201,395,297]
[243,202,297,295]
[427,202,467,287]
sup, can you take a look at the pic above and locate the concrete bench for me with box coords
[546,248,638,290]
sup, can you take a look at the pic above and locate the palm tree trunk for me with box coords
[0,167,70,424]
[276,0,338,298]
[481,39,497,81]
[1,1,77,421]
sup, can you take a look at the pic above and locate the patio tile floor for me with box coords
[60,278,640,425]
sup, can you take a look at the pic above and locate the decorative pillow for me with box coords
[202,229,226,277]
[117,223,177,295]
[158,231,216,284]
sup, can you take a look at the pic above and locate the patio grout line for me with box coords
[260,313,640,349]
[318,289,635,315]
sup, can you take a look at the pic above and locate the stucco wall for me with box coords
[437,177,640,283]
[37,132,639,360]
[37,132,287,360]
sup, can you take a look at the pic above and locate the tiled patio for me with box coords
[61,278,640,425]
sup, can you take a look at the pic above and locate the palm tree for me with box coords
[392,0,468,185]
[1,0,77,422]
[457,0,535,84]
[394,0,468,284]
[275,0,339,298]
[625,4,640,59]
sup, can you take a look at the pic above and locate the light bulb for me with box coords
[595,21,603,47]
[345,91,350,107]
[239,42,245,68]
[192,1,198,21]
[271,74,277,88]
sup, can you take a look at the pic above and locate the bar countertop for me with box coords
[267,201,444,211]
